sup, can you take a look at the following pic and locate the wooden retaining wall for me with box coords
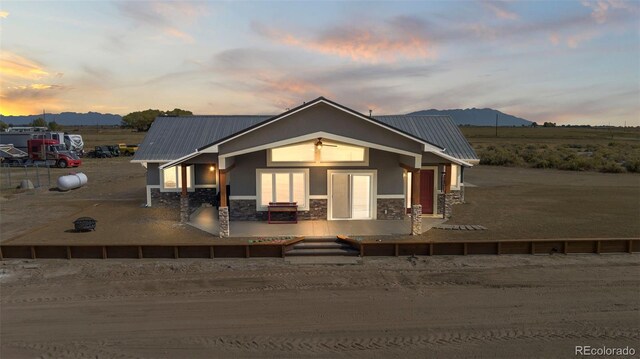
[357,238,638,257]
[0,238,637,260]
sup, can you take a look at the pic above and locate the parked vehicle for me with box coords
[0,144,29,165]
[64,134,84,157]
[4,126,47,133]
[0,131,84,157]
[27,139,82,168]
[87,146,112,158]
[118,143,139,156]
[0,132,33,152]
[32,131,64,143]
[106,145,120,157]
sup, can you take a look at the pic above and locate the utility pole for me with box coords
[495,113,498,137]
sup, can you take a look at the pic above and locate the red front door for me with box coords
[420,169,434,214]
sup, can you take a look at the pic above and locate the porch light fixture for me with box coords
[209,164,215,172]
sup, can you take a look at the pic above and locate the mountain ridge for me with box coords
[1,107,533,127]
[0,112,122,126]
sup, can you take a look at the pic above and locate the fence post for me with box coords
[4,164,10,188]
[35,163,40,188]
[23,165,28,181]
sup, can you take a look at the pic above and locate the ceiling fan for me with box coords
[315,137,337,150]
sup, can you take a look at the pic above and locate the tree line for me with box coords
[121,108,192,131]
[0,117,62,131]
[0,108,192,132]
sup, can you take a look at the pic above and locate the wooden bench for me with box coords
[268,202,298,224]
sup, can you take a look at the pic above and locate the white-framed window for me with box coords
[270,142,315,162]
[256,169,309,211]
[161,165,194,191]
[268,140,368,167]
[450,164,460,190]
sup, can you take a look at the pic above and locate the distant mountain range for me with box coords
[1,107,532,127]
[0,112,122,126]
[409,108,533,126]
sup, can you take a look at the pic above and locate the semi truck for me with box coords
[0,131,84,157]
[27,139,82,168]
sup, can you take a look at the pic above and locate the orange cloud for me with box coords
[253,21,434,63]
[566,31,596,48]
[0,10,8,18]
[0,85,66,115]
[164,27,194,43]
[0,52,50,80]
[581,0,637,24]
[482,1,519,20]
[117,1,207,43]
[0,53,67,115]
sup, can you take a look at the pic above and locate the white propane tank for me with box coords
[57,172,88,191]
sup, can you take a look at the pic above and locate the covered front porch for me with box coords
[189,206,445,237]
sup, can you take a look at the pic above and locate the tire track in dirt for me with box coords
[5,267,638,305]
[1,277,483,305]
[8,340,145,359]
[1,281,476,305]
[175,327,639,354]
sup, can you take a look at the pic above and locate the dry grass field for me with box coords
[462,126,640,173]
[0,127,638,358]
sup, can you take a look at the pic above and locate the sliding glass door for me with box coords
[329,171,374,220]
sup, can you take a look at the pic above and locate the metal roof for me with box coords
[132,116,268,162]
[133,113,477,162]
[374,115,479,161]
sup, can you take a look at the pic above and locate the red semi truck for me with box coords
[27,139,82,168]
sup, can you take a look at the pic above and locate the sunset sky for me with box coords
[0,0,638,125]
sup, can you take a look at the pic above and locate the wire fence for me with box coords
[0,163,52,190]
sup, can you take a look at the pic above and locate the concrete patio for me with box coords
[188,206,445,237]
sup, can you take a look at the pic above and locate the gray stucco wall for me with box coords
[229,150,265,196]
[219,102,423,155]
[147,163,160,185]
[194,164,216,186]
[229,148,404,196]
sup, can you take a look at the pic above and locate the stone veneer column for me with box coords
[411,204,422,235]
[219,206,230,237]
[180,196,189,223]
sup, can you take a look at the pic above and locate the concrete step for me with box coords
[293,242,352,250]
[286,248,360,257]
[304,237,344,243]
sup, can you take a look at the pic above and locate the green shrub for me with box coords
[599,162,626,173]
[479,147,523,166]
[623,158,640,173]
[558,157,593,171]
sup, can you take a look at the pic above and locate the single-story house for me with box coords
[131,97,478,237]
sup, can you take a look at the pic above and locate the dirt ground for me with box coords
[1,255,638,358]
[426,166,640,241]
[0,142,639,357]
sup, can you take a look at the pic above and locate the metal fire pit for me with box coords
[73,217,97,232]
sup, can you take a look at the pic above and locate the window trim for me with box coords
[160,165,195,192]
[256,168,310,211]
